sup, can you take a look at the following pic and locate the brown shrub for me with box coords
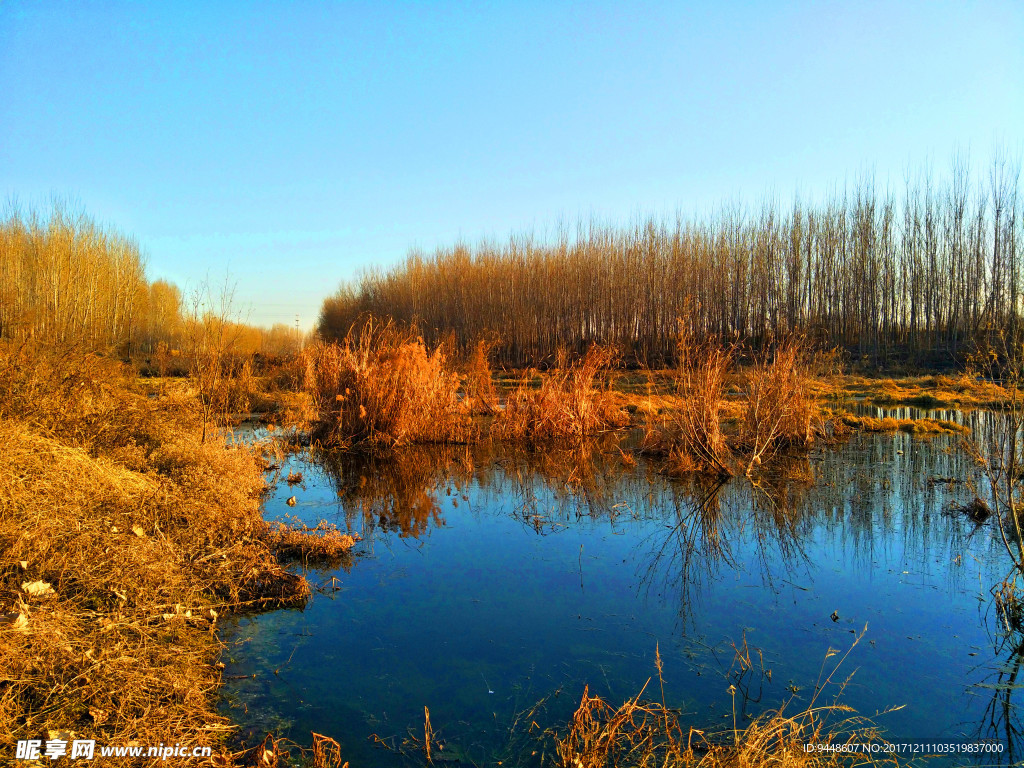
[642,332,733,476]
[462,337,499,415]
[492,345,628,442]
[303,320,470,449]
[740,336,819,473]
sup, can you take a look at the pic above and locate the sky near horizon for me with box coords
[2,1,1022,330]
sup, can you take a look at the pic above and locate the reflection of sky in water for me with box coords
[221,430,1017,766]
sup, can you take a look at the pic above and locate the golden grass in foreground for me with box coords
[553,637,898,768]
[0,343,353,766]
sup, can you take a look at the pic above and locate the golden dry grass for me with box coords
[462,337,499,415]
[303,321,471,449]
[813,373,1014,410]
[641,334,734,476]
[0,342,353,766]
[739,337,822,474]
[552,638,896,768]
[836,413,969,435]
[492,345,629,443]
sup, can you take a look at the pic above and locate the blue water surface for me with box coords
[221,427,1019,766]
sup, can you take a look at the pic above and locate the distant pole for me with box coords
[295,314,301,352]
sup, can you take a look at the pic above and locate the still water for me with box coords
[222,427,1020,765]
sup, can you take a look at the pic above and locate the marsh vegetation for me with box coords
[4,158,1024,766]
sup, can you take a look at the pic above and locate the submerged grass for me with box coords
[0,342,353,765]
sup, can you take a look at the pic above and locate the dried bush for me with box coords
[642,332,733,476]
[0,342,337,764]
[303,320,469,449]
[740,336,819,474]
[553,636,894,768]
[492,345,628,442]
[462,337,499,415]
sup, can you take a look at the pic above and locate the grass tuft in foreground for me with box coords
[552,633,898,768]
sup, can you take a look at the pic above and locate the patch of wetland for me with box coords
[221,425,1022,765]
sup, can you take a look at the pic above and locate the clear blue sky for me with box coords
[2,1,1022,329]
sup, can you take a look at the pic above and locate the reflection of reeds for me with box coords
[317,445,477,538]
[494,345,628,442]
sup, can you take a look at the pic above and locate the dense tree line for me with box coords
[1,203,302,357]
[1,203,148,350]
[319,157,1022,367]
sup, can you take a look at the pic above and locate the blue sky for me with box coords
[2,1,1022,329]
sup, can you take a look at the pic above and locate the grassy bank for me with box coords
[0,344,350,766]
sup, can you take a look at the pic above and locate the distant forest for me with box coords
[0,203,299,357]
[319,156,1021,368]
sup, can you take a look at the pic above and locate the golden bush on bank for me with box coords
[303,321,470,449]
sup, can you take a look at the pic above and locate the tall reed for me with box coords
[492,345,628,442]
[553,633,893,768]
[740,336,818,474]
[642,332,733,476]
[303,320,469,449]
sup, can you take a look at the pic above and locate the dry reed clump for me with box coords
[739,336,820,475]
[303,321,470,449]
[265,521,359,562]
[492,345,629,443]
[641,333,733,477]
[553,639,895,768]
[462,337,499,415]
[0,343,336,765]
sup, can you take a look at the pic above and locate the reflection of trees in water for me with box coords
[313,446,476,538]
[308,430,1023,753]
[638,476,731,626]
[970,519,1024,767]
[801,432,984,594]
[973,634,1024,765]
[313,431,996,598]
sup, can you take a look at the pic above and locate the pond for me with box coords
[221,426,1021,766]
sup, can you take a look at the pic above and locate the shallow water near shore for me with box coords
[221,426,1022,765]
